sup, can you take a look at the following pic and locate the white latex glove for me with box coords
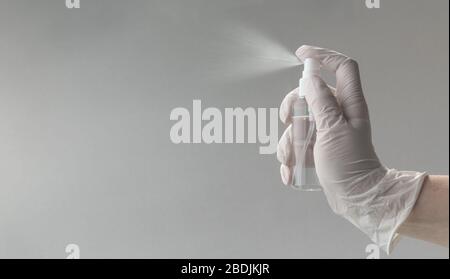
[277,45,427,254]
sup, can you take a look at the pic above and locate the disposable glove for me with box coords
[277,45,427,254]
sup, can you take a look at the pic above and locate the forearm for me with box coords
[397,175,449,247]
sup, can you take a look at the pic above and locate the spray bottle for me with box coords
[291,58,321,191]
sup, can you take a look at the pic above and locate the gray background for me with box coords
[0,0,448,259]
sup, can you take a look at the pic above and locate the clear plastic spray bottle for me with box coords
[291,58,321,191]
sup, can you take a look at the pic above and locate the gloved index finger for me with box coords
[295,45,370,121]
[296,45,350,73]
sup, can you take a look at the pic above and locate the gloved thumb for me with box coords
[305,76,346,131]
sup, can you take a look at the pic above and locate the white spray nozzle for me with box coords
[302,58,320,78]
[299,58,320,97]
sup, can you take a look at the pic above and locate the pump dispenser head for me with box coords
[303,58,320,77]
[299,58,320,97]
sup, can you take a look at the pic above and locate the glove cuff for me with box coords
[342,168,427,255]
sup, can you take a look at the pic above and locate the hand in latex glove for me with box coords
[277,45,426,254]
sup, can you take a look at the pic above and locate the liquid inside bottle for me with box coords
[291,97,321,191]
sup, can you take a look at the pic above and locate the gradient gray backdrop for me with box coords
[0,0,448,258]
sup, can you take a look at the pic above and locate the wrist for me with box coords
[339,168,427,254]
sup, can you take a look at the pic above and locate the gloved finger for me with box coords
[296,45,369,121]
[279,88,298,125]
[276,125,294,166]
[280,164,293,186]
[304,76,347,131]
[280,85,337,125]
